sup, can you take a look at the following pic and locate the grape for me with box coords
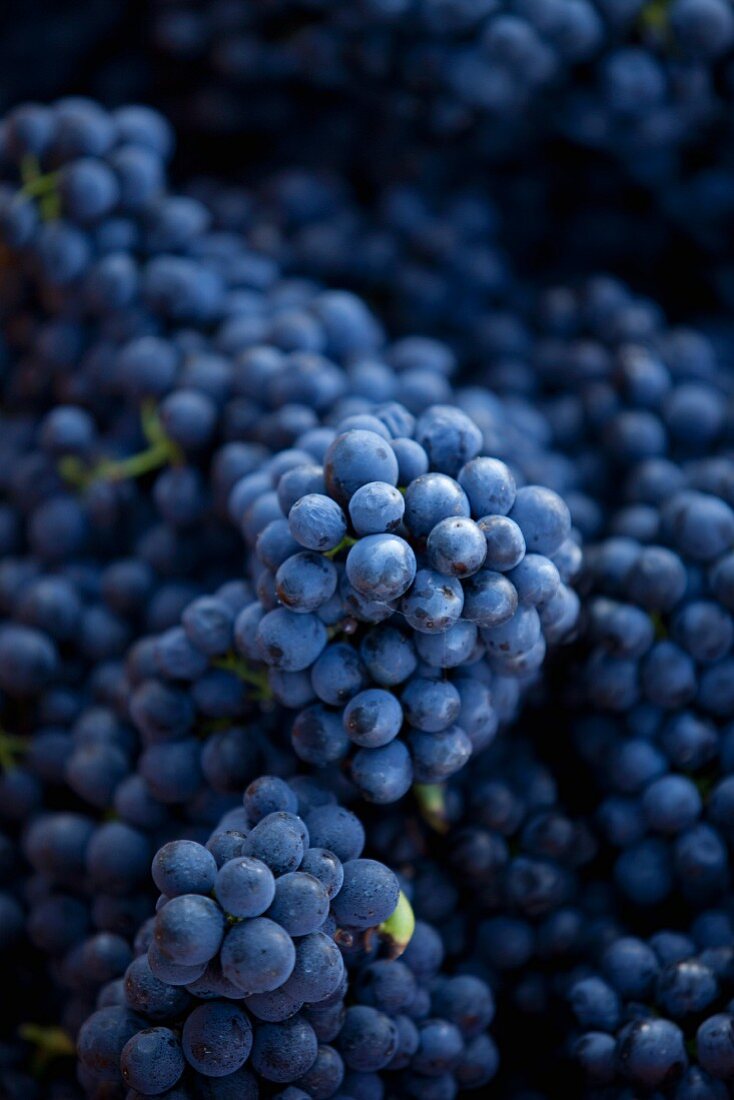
[462,571,518,627]
[289,495,347,553]
[304,807,365,864]
[181,1001,253,1076]
[338,1005,398,1072]
[330,860,399,929]
[404,474,470,542]
[343,690,404,748]
[325,431,399,505]
[154,895,226,966]
[256,609,328,671]
[214,857,276,919]
[152,840,218,899]
[266,872,330,935]
[345,534,417,602]
[284,932,345,1003]
[250,1016,318,1083]
[299,849,344,900]
[401,569,464,634]
[120,1026,185,1094]
[426,517,487,577]
[274,551,338,613]
[350,741,413,804]
[242,813,308,876]
[348,482,405,536]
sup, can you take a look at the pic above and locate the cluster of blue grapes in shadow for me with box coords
[4,51,734,1100]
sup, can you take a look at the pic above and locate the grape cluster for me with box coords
[477,276,732,532]
[77,775,497,1097]
[144,0,734,316]
[257,415,576,755]
[568,914,734,1093]
[363,734,603,1037]
[148,0,734,181]
[125,404,580,803]
[187,172,511,345]
[557,473,734,913]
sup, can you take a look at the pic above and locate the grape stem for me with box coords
[19,1024,74,1076]
[324,535,358,559]
[212,653,272,702]
[19,154,60,221]
[378,890,416,958]
[414,782,449,834]
[0,729,27,772]
[59,401,182,490]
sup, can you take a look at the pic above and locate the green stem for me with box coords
[141,398,170,447]
[324,536,358,560]
[212,654,272,702]
[97,440,178,481]
[414,783,449,834]
[639,0,672,35]
[40,191,61,222]
[20,156,59,196]
[199,716,235,737]
[59,405,182,491]
[19,1024,74,1076]
[19,155,60,221]
[378,890,416,958]
[0,730,27,772]
[650,611,667,640]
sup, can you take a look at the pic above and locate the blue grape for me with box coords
[266,872,330,935]
[404,474,470,542]
[330,860,399,929]
[215,857,276,918]
[288,494,347,552]
[324,430,399,505]
[250,1016,318,1083]
[401,569,464,634]
[154,895,225,966]
[220,918,297,994]
[348,482,405,535]
[275,552,338,613]
[345,534,417,602]
[426,517,487,577]
[120,1026,185,1094]
[256,609,328,671]
[343,689,404,748]
[152,841,218,899]
[182,1001,253,1076]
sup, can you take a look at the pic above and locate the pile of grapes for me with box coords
[3,3,734,1097]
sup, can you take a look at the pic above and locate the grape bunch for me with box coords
[148,0,734,192]
[143,0,734,332]
[568,914,734,1094]
[77,774,497,1098]
[186,171,511,346]
[479,275,733,534]
[124,402,581,804]
[363,733,603,1039]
